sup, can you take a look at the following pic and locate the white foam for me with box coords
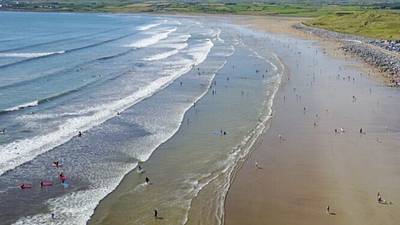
[214,28,224,43]
[185,39,214,65]
[249,48,278,71]
[3,100,39,112]
[143,49,180,61]
[126,27,177,48]
[136,20,166,31]
[13,162,136,225]
[143,35,189,61]
[11,38,216,225]
[0,39,214,177]
[0,51,65,58]
[211,50,284,225]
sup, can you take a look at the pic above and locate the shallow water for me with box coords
[0,12,282,225]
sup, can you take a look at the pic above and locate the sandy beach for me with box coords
[2,12,399,225]
[225,17,400,225]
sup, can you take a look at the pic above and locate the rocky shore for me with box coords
[293,23,400,86]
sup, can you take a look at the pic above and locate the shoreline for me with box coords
[225,16,400,225]
[86,20,285,225]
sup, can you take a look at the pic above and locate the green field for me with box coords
[305,11,400,40]
[2,1,399,40]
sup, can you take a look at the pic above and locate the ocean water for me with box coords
[0,12,283,225]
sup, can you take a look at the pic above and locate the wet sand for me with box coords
[225,17,400,225]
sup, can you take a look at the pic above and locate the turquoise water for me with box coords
[0,12,282,225]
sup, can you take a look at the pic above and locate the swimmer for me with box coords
[0,128,5,134]
[40,180,53,187]
[78,131,82,137]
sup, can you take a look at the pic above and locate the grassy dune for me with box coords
[305,11,400,40]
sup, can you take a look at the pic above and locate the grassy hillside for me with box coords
[1,1,399,40]
[305,11,400,39]
[0,1,383,16]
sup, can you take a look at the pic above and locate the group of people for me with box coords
[19,160,68,190]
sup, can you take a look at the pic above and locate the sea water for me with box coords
[0,12,283,225]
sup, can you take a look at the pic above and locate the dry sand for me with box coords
[225,16,400,225]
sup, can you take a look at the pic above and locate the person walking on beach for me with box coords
[377,192,386,204]
[145,177,150,184]
[255,161,262,169]
[154,209,158,218]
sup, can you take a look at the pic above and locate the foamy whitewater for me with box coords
[0,12,283,225]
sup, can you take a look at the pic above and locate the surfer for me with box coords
[20,184,31,189]
[78,131,82,137]
[41,181,53,187]
[59,173,67,183]
[53,161,60,168]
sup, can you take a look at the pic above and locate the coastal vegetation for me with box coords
[305,11,400,40]
[1,1,399,40]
